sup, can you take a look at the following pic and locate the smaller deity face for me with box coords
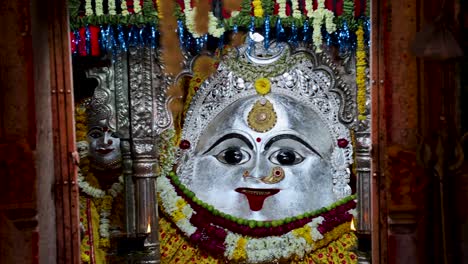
[87,126,122,170]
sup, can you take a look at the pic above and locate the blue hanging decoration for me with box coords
[290,22,298,46]
[177,20,185,50]
[276,17,285,42]
[117,25,128,52]
[302,20,310,42]
[85,25,91,56]
[264,16,270,50]
[218,24,225,50]
[247,17,255,53]
[108,25,116,52]
[127,26,135,47]
[73,30,80,56]
[128,26,141,47]
[324,32,331,46]
[364,18,371,48]
[139,27,146,47]
[338,21,350,53]
[151,25,157,49]
[196,37,202,52]
[233,24,238,33]
[99,25,107,53]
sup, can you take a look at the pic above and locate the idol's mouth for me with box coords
[235,188,280,211]
[96,148,114,155]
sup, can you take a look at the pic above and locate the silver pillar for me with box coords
[129,46,161,263]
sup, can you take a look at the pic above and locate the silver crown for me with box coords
[85,67,117,130]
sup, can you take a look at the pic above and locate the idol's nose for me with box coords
[103,132,113,145]
[243,157,270,183]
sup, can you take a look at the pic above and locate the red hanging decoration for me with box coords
[70,32,77,54]
[273,1,279,15]
[336,0,344,16]
[78,27,87,56]
[89,26,100,57]
[285,1,291,16]
[325,0,333,11]
[354,0,366,17]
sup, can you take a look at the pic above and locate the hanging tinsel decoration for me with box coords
[264,16,271,49]
[178,20,186,49]
[117,25,127,52]
[338,21,350,53]
[290,22,298,46]
[276,17,285,42]
[85,25,91,55]
[303,19,310,42]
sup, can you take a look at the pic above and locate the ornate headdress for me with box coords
[179,38,355,199]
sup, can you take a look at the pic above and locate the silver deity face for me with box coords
[87,125,122,170]
[180,94,336,221]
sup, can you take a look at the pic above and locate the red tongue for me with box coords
[235,188,280,211]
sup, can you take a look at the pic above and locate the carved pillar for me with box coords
[113,51,136,235]
[128,46,160,263]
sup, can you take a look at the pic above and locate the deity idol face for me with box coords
[181,94,336,221]
[87,125,122,170]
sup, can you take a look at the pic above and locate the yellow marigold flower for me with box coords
[172,210,185,222]
[254,78,271,95]
[292,225,313,244]
[232,237,247,261]
[176,198,187,209]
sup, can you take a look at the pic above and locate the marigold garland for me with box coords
[356,25,367,121]
[252,0,264,17]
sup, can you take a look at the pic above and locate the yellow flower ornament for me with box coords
[254,78,271,95]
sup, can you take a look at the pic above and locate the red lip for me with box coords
[235,188,280,211]
[96,148,114,155]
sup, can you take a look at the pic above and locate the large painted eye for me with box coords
[216,147,251,165]
[269,149,304,165]
[88,130,103,139]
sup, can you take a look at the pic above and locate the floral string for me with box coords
[157,173,357,263]
[356,24,367,120]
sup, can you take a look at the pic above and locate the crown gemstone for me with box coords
[180,140,191,150]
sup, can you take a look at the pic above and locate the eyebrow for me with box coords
[88,126,110,132]
[203,133,254,154]
[264,134,322,158]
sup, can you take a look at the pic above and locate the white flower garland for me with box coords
[121,0,129,16]
[85,0,94,16]
[277,0,287,18]
[78,167,124,239]
[291,0,302,19]
[95,0,104,16]
[158,130,177,178]
[109,0,117,15]
[304,0,313,17]
[309,0,336,52]
[157,175,355,263]
[184,0,225,39]
[134,0,142,14]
